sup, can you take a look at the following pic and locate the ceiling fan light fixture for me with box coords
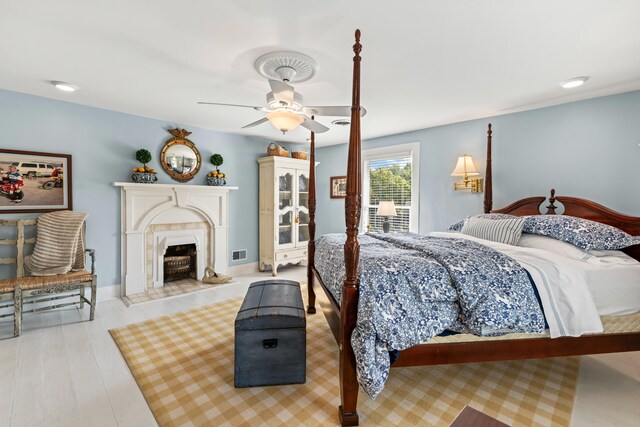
[266,110,304,134]
[266,91,304,111]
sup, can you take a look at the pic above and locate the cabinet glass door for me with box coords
[278,211,293,245]
[277,170,294,246]
[296,171,310,244]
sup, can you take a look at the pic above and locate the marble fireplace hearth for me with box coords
[122,278,214,305]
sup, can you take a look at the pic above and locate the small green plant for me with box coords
[133,149,156,173]
[210,153,223,170]
[207,153,226,179]
[136,149,152,166]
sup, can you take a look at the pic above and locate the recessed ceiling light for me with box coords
[560,76,589,89]
[51,81,78,92]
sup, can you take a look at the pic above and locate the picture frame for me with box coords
[330,175,347,199]
[0,149,72,213]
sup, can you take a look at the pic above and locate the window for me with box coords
[362,143,420,233]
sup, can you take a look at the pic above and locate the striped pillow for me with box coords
[461,216,525,245]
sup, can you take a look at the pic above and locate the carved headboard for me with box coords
[491,189,640,261]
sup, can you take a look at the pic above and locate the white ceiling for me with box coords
[2,1,639,146]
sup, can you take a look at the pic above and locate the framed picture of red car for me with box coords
[0,149,72,213]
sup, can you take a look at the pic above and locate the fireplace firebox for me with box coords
[164,244,197,282]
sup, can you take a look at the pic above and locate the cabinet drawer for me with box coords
[275,248,307,261]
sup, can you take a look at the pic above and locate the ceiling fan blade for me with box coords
[241,117,270,129]
[268,79,295,107]
[300,117,329,134]
[303,106,367,117]
[198,102,264,112]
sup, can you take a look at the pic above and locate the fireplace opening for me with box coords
[164,244,197,282]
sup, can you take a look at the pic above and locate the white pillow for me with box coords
[517,234,598,263]
[461,216,525,245]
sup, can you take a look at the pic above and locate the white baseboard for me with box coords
[97,284,121,301]
[228,262,260,277]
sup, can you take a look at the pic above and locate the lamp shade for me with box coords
[376,201,397,217]
[266,110,304,133]
[451,155,480,176]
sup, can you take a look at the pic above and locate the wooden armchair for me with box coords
[0,219,97,337]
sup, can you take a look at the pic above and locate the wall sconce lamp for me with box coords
[376,201,397,233]
[451,154,483,193]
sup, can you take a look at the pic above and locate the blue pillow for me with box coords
[522,215,640,251]
[447,214,516,232]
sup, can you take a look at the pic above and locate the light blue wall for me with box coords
[316,90,640,236]
[0,89,273,287]
[3,90,639,285]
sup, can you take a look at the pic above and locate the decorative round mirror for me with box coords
[160,128,201,182]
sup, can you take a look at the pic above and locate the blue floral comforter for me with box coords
[314,232,545,399]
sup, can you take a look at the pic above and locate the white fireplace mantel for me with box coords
[115,182,238,296]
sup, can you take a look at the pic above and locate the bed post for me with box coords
[307,123,317,314]
[483,123,493,213]
[339,29,363,427]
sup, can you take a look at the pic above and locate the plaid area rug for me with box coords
[111,294,579,427]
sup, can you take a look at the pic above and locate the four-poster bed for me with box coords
[305,30,640,426]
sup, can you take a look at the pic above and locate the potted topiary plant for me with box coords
[206,153,226,186]
[131,148,158,183]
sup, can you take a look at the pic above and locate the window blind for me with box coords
[363,153,413,232]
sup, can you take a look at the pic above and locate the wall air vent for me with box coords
[232,249,247,261]
[331,119,350,126]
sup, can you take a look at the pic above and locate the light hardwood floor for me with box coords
[0,266,638,427]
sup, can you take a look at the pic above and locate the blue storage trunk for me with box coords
[234,280,306,387]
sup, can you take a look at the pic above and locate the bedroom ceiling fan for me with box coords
[198,51,367,134]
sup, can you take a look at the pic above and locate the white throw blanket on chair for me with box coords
[25,211,88,276]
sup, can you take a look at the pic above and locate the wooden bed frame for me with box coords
[305,30,640,426]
